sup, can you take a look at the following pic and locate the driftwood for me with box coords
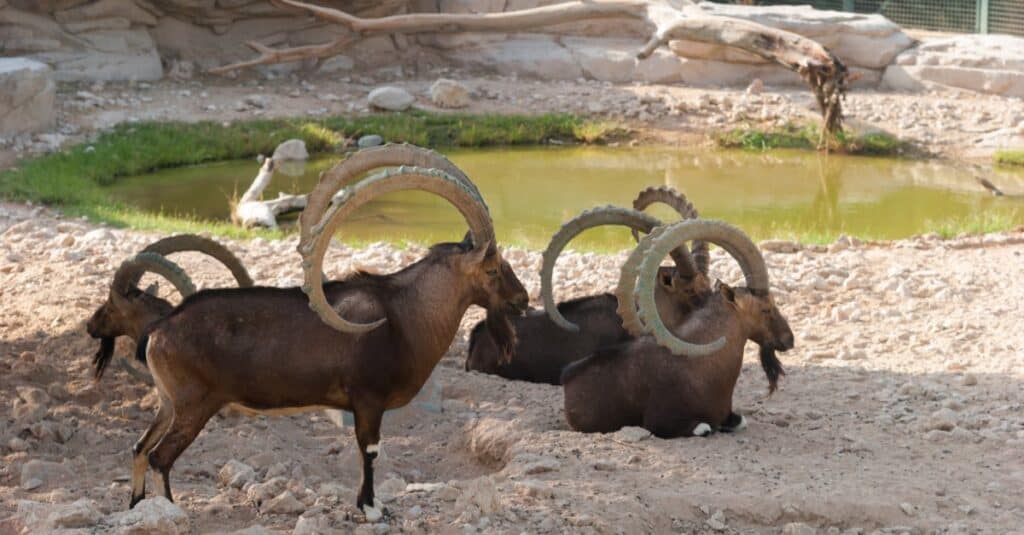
[211,0,848,137]
[232,158,308,228]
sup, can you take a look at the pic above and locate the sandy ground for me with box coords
[1,201,1023,534]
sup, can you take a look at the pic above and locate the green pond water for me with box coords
[108,146,1024,251]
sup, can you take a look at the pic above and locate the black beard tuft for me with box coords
[93,337,116,380]
[485,309,518,365]
[759,344,785,395]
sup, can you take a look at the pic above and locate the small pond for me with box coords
[108,146,1024,251]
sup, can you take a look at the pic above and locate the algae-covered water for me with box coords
[107,146,1024,251]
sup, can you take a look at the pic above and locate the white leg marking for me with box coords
[366,444,380,456]
[734,414,748,431]
[693,423,712,437]
[362,502,383,522]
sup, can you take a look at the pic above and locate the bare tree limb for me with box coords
[210,35,355,74]
[233,158,307,228]
[214,0,847,136]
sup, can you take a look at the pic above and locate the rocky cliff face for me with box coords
[3,0,914,87]
[3,0,1022,101]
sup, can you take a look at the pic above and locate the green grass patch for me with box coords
[714,123,909,156]
[932,210,1024,239]
[0,112,608,238]
[571,121,630,144]
[994,149,1024,167]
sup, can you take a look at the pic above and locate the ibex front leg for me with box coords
[130,401,172,508]
[353,402,385,522]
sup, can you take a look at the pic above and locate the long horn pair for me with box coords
[299,143,487,247]
[628,219,769,357]
[140,234,254,288]
[632,186,710,275]
[540,206,663,332]
[299,148,491,334]
[111,252,196,298]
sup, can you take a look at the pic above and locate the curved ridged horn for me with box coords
[636,220,769,357]
[140,234,254,287]
[300,143,486,247]
[540,206,662,332]
[632,186,710,275]
[614,224,670,338]
[111,252,197,298]
[300,165,492,334]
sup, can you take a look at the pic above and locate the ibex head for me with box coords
[85,235,253,379]
[458,238,528,316]
[716,282,794,352]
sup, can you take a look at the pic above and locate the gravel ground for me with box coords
[1,202,1023,534]
[3,71,1023,168]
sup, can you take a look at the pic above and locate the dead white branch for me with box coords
[213,0,848,135]
[233,158,308,228]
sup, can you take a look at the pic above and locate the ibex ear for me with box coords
[464,240,493,266]
[459,231,474,249]
[715,279,736,303]
[144,282,159,296]
[110,289,130,307]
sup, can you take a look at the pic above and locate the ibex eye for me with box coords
[486,269,498,277]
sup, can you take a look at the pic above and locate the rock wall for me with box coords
[1,0,1021,100]
[883,34,1024,98]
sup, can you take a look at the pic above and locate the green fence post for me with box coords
[842,0,854,11]
[976,0,990,33]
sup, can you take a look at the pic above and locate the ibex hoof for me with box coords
[693,423,712,437]
[362,501,383,522]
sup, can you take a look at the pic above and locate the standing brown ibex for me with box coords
[466,187,711,384]
[563,219,794,438]
[86,235,253,380]
[128,145,528,522]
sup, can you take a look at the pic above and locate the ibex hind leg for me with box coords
[130,401,172,508]
[719,411,747,433]
[353,403,386,522]
[643,396,712,438]
[147,400,220,503]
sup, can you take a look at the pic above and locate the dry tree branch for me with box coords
[210,35,355,74]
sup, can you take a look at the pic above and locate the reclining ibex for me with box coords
[86,235,253,380]
[127,145,528,522]
[465,187,711,384]
[562,219,794,438]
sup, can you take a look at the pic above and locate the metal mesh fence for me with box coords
[988,0,1024,35]
[727,0,1024,37]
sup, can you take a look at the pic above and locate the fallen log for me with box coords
[232,158,308,229]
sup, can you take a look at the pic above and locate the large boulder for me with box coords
[16,499,103,533]
[0,58,56,137]
[272,139,309,161]
[368,86,416,111]
[109,497,189,535]
[429,78,472,108]
[20,460,74,491]
[882,35,1024,98]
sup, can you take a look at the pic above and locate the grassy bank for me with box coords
[995,149,1024,167]
[715,123,909,156]
[0,112,618,237]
